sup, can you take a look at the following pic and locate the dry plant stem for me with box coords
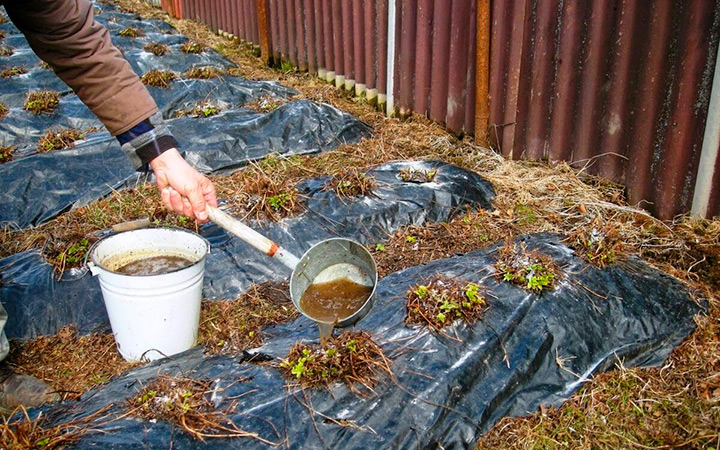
[129,376,279,445]
[0,404,113,450]
[326,169,377,198]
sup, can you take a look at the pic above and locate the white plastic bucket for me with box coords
[87,228,210,362]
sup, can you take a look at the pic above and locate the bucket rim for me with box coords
[87,226,210,277]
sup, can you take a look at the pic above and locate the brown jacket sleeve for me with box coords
[4,0,158,135]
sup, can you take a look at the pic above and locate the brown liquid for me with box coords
[115,255,194,276]
[299,278,373,324]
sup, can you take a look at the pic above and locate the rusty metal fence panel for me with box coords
[490,0,720,219]
[154,0,719,218]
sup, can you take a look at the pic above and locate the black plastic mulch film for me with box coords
[0,3,369,230]
[0,3,702,450]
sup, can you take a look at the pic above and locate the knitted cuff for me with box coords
[116,111,179,171]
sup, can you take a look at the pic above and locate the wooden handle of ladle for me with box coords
[206,205,300,269]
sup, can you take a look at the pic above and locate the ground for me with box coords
[0,0,718,448]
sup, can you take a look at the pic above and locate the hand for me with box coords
[149,148,217,222]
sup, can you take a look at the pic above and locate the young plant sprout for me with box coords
[180,41,205,54]
[141,69,177,88]
[24,90,60,114]
[326,169,377,198]
[0,145,15,164]
[494,238,562,293]
[217,171,301,221]
[399,167,438,183]
[185,66,221,79]
[406,278,488,331]
[37,128,92,153]
[565,218,624,267]
[279,331,391,393]
[0,66,27,78]
[118,26,144,37]
[173,101,221,118]
[143,42,170,56]
[129,376,274,443]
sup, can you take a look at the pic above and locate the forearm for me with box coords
[5,0,157,135]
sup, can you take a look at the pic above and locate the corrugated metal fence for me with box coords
[491,0,720,219]
[143,0,719,219]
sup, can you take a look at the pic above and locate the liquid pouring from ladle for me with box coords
[205,205,378,339]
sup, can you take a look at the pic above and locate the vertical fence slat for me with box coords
[377,0,388,99]
[353,0,366,95]
[413,0,432,115]
[523,0,560,159]
[463,0,477,134]
[428,0,451,123]
[625,1,673,212]
[364,0,377,96]
[295,0,307,71]
[305,0,317,73]
[596,0,641,180]
[655,0,714,218]
[341,0,354,89]
[445,0,472,132]
[332,0,344,86]
[397,0,417,116]
[313,0,325,76]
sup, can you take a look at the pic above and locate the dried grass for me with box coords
[0,183,198,264]
[184,66,221,79]
[6,326,140,401]
[128,376,277,443]
[0,45,13,57]
[0,102,7,120]
[198,281,298,355]
[0,405,111,450]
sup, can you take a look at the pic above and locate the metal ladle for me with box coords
[206,205,377,328]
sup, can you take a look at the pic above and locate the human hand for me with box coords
[149,148,217,222]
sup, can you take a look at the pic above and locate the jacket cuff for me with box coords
[117,112,179,171]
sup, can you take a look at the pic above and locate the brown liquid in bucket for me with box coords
[299,278,373,342]
[114,255,193,276]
